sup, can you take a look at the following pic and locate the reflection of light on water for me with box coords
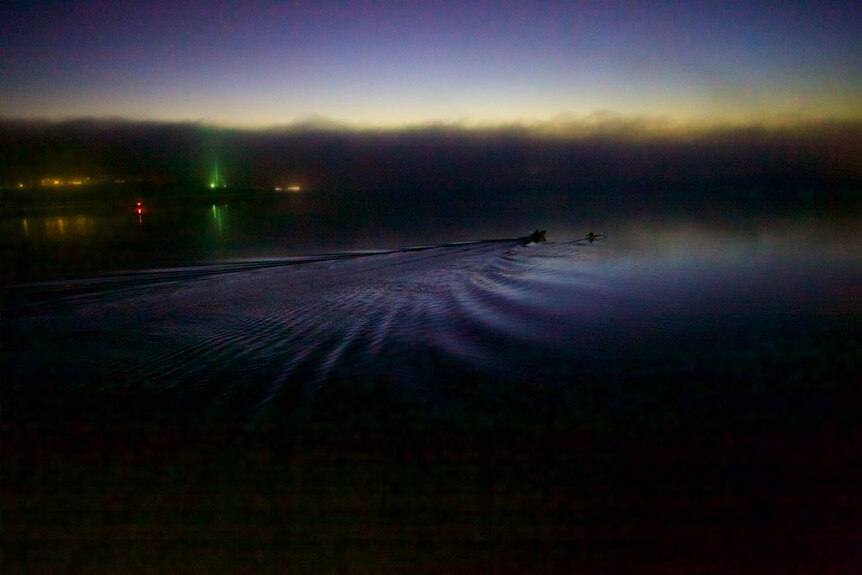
[75,216,92,233]
[211,204,226,235]
[615,217,862,265]
[21,218,29,237]
[34,215,98,240]
[51,218,66,239]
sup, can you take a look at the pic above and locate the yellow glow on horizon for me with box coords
[163,106,862,138]
[12,101,862,136]
[166,87,862,131]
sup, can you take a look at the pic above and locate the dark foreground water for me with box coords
[3,196,862,573]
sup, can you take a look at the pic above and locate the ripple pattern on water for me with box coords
[5,236,861,423]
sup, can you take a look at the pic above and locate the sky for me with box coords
[1,1,860,128]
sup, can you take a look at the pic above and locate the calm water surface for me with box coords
[1,190,620,284]
[3,196,862,573]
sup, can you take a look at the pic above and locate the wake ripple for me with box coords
[4,239,611,420]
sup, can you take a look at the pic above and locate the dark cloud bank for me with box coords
[1,118,860,215]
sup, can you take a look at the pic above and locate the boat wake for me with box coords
[5,238,609,422]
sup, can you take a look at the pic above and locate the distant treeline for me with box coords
[1,118,860,208]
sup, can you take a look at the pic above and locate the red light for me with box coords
[136,201,142,206]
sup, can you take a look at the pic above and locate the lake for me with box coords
[3,191,862,573]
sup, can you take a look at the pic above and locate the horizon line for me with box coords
[3,111,862,137]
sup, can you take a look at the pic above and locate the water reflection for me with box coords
[74,215,93,235]
[1,195,859,288]
[1,201,237,246]
[602,216,862,264]
[211,204,226,235]
[443,223,862,387]
[10,214,100,242]
[45,217,66,240]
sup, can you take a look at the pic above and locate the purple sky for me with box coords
[2,1,860,127]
